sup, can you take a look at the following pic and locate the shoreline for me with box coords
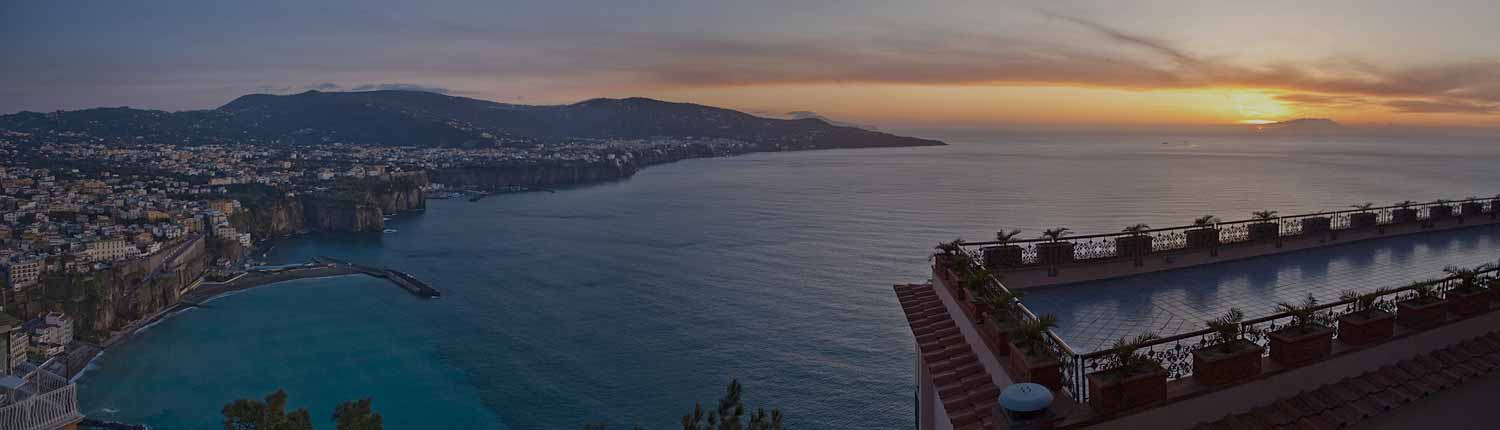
[67,265,360,381]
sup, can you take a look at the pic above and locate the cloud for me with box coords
[348,83,451,94]
[1385,99,1498,114]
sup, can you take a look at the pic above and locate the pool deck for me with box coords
[1024,225,1500,353]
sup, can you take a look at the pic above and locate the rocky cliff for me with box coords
[231,175,426,237]
[13,236,207,342]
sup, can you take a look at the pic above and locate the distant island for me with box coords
[1249,118,1344,134]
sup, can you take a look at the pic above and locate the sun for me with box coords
[1238,119,1277,125]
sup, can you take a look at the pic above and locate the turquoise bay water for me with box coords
[79,134,1500,429]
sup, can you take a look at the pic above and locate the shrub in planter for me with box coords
[1088,332,1168,415]
[1247,210,1281,241]
[1443,264,1493,317]
[1391,201,1418,224]
[1115,224,1154,258]
[1428,201,1455,221]
[1460,200,1485,217]
[1396,282,1448,329]
[1035,227,1074,265]
[976,291,1024,355]
[1348,203,1379,229]
[983,229,1025,268]
[1008,315,1063,391]
[1300,217,1332,236]
[1268,294,1335,367]
[1186,215,1220,248]
[1192,308,1264,386]
[1337,288,1396,347]
[959,266,997,320]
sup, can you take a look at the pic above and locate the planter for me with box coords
[1428,205,1454,221]
[1008,342,1063,391]
[1396,298,1448,329]
[1186,228,1220,248]
[1461,202,1485,217]
[1391,208,1418,224]
[982,245,1024,268]
[1338,309,1395,346]
[1300,217,1332,235]
[1087,365,1169,415]
[1192,340,1264,386]
[1268,325,1334,367]
[1035,242,1075,266]
[1114,235,1153,258]
[1349,212,1379,229]
[1247,222,1280,241]
[1448,288,1490,317]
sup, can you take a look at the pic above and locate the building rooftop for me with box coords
[894,283,1002,430]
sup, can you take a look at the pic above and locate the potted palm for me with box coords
[1267,294,1334,366]
[1348,203,1379,229]
[983,229,1025,268]
[974,288,1024,355]
[1460,197,1484,218]
[1443,264,1492,317]
[1115,223,1153,258]
[1391,201,1418,224]
[1491,194,1500,219]
[1247,210,1280,241]
[1427,199,1455,222]
[1396,281,1447,329]
[1088,333,1168,415]
[1336,288,1396,346]
[960,265,997,319]
[1192,308,1264,386]
[933,238,967,286]
[1186,215,1220,248]
[1007,314,1063,391]
[1035,227,1074,265]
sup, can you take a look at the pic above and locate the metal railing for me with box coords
[0,363,82,430]
[963,197,1499,266]
[949,242,1499,404]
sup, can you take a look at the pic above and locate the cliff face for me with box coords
[237,197,306,238]
[434,160,637,189]
[302,200,385,232]
[231,176,427,236]
[15,236,207,342]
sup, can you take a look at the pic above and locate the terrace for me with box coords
[900,196,1500,429]
[0,362,82,430]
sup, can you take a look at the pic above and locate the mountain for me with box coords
[0,90,944,149]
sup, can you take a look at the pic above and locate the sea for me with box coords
[76,132,1500,429]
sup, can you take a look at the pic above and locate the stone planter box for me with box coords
[986,320,1017,356]
[982,245,1024,268]
[1008,342,1063,391]
[1192,340,1264,386]
[1396,298,1448,329]
[1186,228,1220,248]
[1114,235,1153,258]
[1247,222,1280,241]
[1268,325,1334,367]
[1428,205,1454,221]
[1461,202,1485,217]
[1088,365,1169,415]
[1449,288,1490,317]
[1349,212,1379,229]
[1035,242,1075,266]
[1391,208,1419,224]
[1338,309,1395,346]
[1300,217,1332,235]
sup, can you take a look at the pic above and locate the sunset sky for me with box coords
[3,0,1498,129]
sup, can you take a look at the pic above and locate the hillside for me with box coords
[0,90,945,149]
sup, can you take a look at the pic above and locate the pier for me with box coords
[314,256,441,298]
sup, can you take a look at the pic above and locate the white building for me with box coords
[85,239,129,261]
[2,258,41,290]
[26,312,73,358]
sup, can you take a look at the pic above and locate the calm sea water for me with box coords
[78,133,1500,429]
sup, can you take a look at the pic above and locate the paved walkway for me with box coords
[1023,225,1500,352]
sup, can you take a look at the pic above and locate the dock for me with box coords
[314,256,441,298]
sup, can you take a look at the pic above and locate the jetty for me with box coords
[314,256,441,298]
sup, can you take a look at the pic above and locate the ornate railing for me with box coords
[965,196,1499,266]
[0,363,82,430]
[1064,265,1498,403]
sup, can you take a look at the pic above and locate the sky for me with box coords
[3,0,1499,129]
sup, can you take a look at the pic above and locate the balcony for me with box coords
[0,363,83,430]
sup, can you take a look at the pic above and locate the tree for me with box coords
[681,379,783,430]
[1040,227,1071,242]
[1250,210,1278,221]
[1193,215,1219,227]
[994,229,1023,244]
[222,389,314,430]
[1121,223,1150,236]
[1349,203,1374,212]
[334,398,383,430]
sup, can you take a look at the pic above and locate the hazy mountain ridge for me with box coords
[0,90,944,149]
